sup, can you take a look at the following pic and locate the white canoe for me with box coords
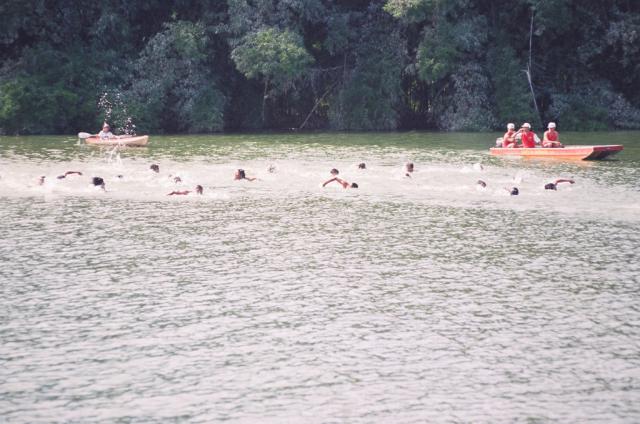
[85,135,149,146]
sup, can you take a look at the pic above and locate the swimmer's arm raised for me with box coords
[323,177,337,187]
[555,179,575,185]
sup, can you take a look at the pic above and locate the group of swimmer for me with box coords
[477,177,575,196]
[35,158,573,198]
[499,122,562,149]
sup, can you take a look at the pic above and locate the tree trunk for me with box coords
[262,78,269,126]
[527,9,543,127]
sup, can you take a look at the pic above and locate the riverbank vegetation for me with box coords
[1,0,640,134]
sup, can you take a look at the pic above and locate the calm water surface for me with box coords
[1,132,640,423]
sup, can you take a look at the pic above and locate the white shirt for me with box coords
[99,130,114,140]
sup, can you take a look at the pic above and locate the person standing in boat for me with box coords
[502,123,518,148]
[98,123,116,140]
[516,123,539,148]
[542,122,563,148]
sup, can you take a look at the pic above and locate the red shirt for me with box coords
[521,131,536,148]
[545,130,558,141]
[503,130,516,146]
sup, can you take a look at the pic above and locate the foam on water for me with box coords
[1,151,639,222]
[1,134,640,422]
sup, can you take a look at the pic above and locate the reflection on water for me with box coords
[1,133,640,422]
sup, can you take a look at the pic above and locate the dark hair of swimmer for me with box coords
[237,169,246,179]
[358,163,366,169]
[544,183,557,190]
[92,177,105,188]
[173,176,182,183]
[150,164,160,173]
[477,180,487,188]
[406,163,414,171]
[196,185,203,194]
[510,187,519,196]
[330,168,339,175]
[351,183,359,188]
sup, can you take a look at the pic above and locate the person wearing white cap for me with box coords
[542,122,563,148]
[515,122,539,148]
[502,123,518,148]
[98,123,115,140]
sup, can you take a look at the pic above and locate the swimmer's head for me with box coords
[236,169,246,180]
[406,163,414,172]
[173,176,182,183]
[102,123,110,131]
[507,123,515,130]
[477,180,487,188]
[268,165,276,173]
[38,176,45,185]
[92,177,105,189]
[358,163,366,169]
[117,175,123,179]
[510,187,519,196]
[330,168,339,175]
[196,185,203,194]
[150,164,160,173]
[351,183,358,188]
[544,183,557,190]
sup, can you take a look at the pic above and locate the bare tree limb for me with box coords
[299,81,340,130]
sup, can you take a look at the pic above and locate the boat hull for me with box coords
[85,135,149,146]
[490,145,623,160]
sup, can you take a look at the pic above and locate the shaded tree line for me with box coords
[1,0,640,134]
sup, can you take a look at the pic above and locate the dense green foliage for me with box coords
[1,0,640,134]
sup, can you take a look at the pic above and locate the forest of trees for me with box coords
[1,0,640,135]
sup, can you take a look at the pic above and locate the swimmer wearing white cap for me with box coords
[542,122,563,148]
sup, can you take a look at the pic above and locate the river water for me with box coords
[1,132,640,423]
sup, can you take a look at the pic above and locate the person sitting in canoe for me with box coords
[515,123,539,148]
[502,123,518,148]
[235,169,256,181]
[168,185,203,196]
[544,179,574,190]
[98,123,117,140]
[323,176,358,189]
[542,122,563,148]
